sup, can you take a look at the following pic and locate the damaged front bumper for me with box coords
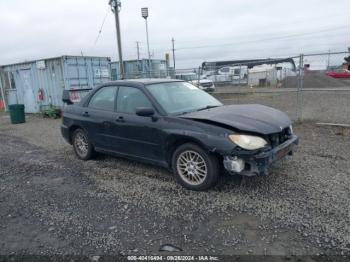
[223,135,299,176]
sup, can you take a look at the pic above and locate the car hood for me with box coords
[180,104,291,135]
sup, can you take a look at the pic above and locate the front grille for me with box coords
[269,127,292,148]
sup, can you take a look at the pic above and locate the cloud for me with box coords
[0,0,349,68]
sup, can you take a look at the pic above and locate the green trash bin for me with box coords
[8,104,25,124]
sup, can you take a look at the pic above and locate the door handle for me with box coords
[116,116,125,123]
[82,111,90,117]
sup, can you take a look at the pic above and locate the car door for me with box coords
[112,86,164,161]
[81,85,119,150]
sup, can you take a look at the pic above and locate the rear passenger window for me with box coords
[89,86,117,111]
[117,86,153,114]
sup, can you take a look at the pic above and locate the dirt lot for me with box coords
[0,113,349,257]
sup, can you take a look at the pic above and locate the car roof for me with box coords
[104,78,184,86]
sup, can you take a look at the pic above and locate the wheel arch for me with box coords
[165,134,218,168]
[68,125,85,144]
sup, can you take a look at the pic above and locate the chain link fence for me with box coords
[173,51,350,124]
[294,52,350,123]
[111,51,350,124]
[199,56,302,122]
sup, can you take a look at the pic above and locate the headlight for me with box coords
[229,134,268,150]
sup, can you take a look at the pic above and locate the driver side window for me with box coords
[117,86,153,114]
[88,86,117,111]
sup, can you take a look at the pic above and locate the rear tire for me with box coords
[72,128,95,160]
[172,143,220,191]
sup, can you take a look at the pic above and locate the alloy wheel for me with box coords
[74,131,88,157]
[176,150,208,186]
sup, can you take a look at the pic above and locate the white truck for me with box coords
[175,73,215,92]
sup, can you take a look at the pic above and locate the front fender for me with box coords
[163,128,236,156]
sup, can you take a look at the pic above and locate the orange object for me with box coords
[0,99,4,110]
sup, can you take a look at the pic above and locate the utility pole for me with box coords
[141,7,151,77]
[327,49,331,70]
[296,54,304,121]
[171,37,176,71]
[136,41,140,61]
[109,0,125,79]
[136,41,141,74]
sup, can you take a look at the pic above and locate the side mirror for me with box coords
[136,107,154,117]
[62,90,73,105]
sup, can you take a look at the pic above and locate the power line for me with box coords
[175,25,350,51]
[147,22,350,48]
[149,25,350,55]
[171,41,350,68]
[168,13,350,46]
[93,7,110,46]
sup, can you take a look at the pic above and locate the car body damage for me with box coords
[61,79,298,190]
[177,106,299,176]
[180,104,291,135]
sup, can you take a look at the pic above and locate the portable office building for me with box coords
[248,67,278,87]
[0,55,111,113]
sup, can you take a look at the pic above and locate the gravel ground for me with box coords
[0,112,349,257]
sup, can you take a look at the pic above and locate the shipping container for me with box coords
[0,55,111,113]
[110,59,168,80]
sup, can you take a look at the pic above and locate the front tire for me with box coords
[72,128,95,160]
[172,143,220,191]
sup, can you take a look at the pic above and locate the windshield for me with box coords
[146,81,222,115]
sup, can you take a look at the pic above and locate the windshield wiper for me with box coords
[196,105,220,112]
[177,105,220,116]
[177,111,192,115]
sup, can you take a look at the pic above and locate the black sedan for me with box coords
[61,79,298,191]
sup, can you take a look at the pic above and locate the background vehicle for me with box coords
[175,73,215,92]
[217,66,248,84]
[218,66,247,78]
[326,70,350,78]
[62,79,298,191]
